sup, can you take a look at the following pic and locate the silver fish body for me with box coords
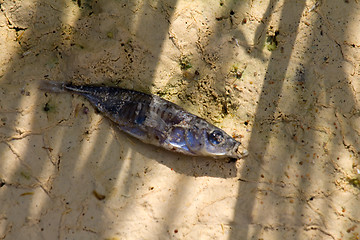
[40,81,248,159]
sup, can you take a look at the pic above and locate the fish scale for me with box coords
[40,81,248,159]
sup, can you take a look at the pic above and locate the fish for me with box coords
[39,81,248,159]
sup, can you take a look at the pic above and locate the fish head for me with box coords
[185,119,248,159]
[202,127,248,159]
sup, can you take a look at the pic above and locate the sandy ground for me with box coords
[1,0,360,239]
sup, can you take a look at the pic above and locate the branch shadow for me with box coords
[230,1,360,239]
[229,1,307,239]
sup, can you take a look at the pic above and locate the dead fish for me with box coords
[40,81,248,159]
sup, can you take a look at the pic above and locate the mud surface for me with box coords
[1,0,360,239]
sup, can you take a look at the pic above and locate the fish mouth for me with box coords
[237,149,249,158]
[231,141,248,159]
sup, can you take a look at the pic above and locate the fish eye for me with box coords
[208,130,224,145]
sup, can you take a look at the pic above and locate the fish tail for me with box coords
[38,80,66,93]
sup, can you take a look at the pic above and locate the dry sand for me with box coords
[0,0,360,239]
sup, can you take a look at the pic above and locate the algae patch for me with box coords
[265,30,279,51]
[43,101,55,112]
[179,56,192,70]
[348,177,360,189]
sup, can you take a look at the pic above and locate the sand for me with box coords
[0,0,360,239]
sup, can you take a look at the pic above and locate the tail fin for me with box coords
[38,80,66,93]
